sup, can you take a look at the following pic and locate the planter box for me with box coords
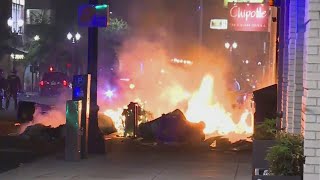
[252,140,276,175]
[253,175,301,180]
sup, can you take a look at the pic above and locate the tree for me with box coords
[23,9,74,73]
[102,17,129,41]
[24,10,53,65]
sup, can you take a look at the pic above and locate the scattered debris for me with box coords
[19,124,65,142]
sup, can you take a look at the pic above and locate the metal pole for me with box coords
[199,0,203,58]
[133,104,138,138]
[87,0,105,154]
[31,71,34,92]
[12,58,15,72]
[276,0,287,130]
[72,41,76,75]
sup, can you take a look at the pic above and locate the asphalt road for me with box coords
[18,92,71,106]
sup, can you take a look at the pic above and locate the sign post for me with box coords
[85,1,106,154]
[76,2,109,154]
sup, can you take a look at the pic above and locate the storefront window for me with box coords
[26,9,52,24]
[11,0,24,34]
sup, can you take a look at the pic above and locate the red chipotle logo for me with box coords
[228,3,269,32]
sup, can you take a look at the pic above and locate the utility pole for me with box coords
[87,0,105,154]
[199,0,203,58]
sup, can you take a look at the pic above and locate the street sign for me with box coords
[78,4,109,27]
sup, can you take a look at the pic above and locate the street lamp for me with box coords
[232,42,238,49]
[67,32,81,43]
[225,42,230,49]
[7,18,13,27]
[7,18,24,34]
[67,32,81,74]
[75,33,81,41]
[17,19,24,27]
[67,32,72,41]
[34,35,40,41]
[225,41,238,51]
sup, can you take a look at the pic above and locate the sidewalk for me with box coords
[0,139,252,180]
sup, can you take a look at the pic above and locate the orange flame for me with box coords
[185,75,253,135]
[104,75,253,139]
[104,108,125,136]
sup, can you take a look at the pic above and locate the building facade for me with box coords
[280,0,320,179]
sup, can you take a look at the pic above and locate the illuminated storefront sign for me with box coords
[228,3,269,32]
[10,53,24,60]
[210,19,228,30]
[224,0,264,7]
[171,58,193,65]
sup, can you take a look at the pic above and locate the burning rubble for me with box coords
[103,74,253,143]
[139,109,205,143]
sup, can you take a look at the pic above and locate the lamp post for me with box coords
[225,41,238,63]
[225,41,238,51]
[67,32,81,75]
[31,35,40,92]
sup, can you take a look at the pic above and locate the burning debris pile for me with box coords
[103,75,254,143]
[139,109,205,143]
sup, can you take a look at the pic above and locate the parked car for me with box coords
[39,71,71,96]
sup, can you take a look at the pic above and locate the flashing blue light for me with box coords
[105,90,114,98]
[73,87,84,99]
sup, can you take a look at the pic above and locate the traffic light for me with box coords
[269,0,274,6]
[269,0,280,7]
[95,4,108,10]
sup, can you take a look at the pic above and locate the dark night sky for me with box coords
[109,0,268,61]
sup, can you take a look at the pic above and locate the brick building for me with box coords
[280,0,320,179]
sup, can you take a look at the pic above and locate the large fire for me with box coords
[104,74,253,140]
[185,75,253,135]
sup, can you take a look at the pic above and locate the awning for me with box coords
[0,45,28,55]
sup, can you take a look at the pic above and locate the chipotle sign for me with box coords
[228,3,269,32]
